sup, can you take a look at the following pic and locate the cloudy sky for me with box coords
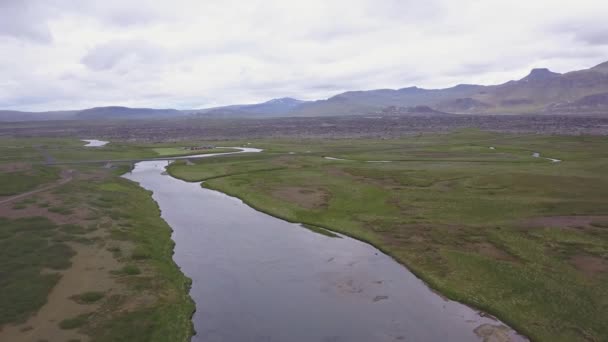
[1,0,607,111]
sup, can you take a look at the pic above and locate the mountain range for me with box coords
[2,60,608,121]
[0,106,183,122]
[198,97,307,117]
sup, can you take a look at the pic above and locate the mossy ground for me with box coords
[0,138,195,342]
[168,131,608,342]
[2,132,607,341]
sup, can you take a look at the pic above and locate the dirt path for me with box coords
[0,169,75,206]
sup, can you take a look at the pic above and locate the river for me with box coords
[123,149,526,342]
[82,139,109,147]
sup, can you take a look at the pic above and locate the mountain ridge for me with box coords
[283,60,608,116]
[2,60,608,121]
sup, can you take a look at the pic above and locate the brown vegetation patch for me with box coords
[76,169,112,182]
[0,194,92,225]
[570,255,608,278]
[271,186,330,209]
[0,172,102,226]
[468,242,518,262]
[325,166,354,179]
[0,166,166,342]
[0,240,125,342]
[0,162,31,172]
[521,216,608,230]
[381,223,459,245]
[270,155,298,167]
[327,166,402,189]
[433,177,469,192]
[0,169,73,205]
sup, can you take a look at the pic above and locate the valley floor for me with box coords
[168,131,608,342]
[1,131,607,341]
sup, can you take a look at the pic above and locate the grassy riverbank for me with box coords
[167,131,608,342]
[0,138,195,342]
[2,132,607,341]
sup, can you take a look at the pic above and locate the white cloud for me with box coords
[0,1,53,43]
[81,40,167,71]
[1,0,607,110]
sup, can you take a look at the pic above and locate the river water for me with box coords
[123,150,526,342]
[82,139,108,147]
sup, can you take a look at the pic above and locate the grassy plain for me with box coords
[152,146,238,157]
[0,166,59,196]
[50,144,238,162]
[0,217,74,325]
[0,138,195,342]
[168,130,608,342]
[2,132,607,341]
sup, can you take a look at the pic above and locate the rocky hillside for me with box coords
[288,60,608,116]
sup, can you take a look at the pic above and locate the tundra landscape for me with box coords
[2,1,608,342]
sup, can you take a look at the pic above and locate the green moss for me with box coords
[131,246,152,260]
[88,308,170,342]
[71,292,105,304]
[60,224,87,235]
[168,132,608,342]
[48,206,73,215]
[0,166,59,196]
[59,313,92,330]
[0,217,75,325]
[87,176,195,341]
[0,137,195,341]
[118,265,141,275]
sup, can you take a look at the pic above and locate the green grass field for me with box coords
[0,217,75,325]
[2,132,607,341]
[0,138,195,341]
[80,173,195,341]
[0,137,241,164]
[168,131,608,342]
[152,147,238,157]
[0,166,59,196]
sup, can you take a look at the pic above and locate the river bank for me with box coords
[166,133,608,341]
[127,154,525,341]
[0,160,194,341]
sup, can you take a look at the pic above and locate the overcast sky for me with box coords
[1,0,607,111]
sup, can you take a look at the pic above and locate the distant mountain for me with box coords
[545,92,608,114]
[253,97,307,113]
[0,110,77,122]
[0,106,186,122]
[591,61,608,73]
[75,106,183,119]
[520,68,561,82]
[285,61,608,116]
[288,85,485,116]
[200,97,308,117]
[468,64,608,114]
[3,60,608,121]
[436,97,493,112]
[199,61,607,116]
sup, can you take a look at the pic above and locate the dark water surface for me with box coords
[123,151,526,342]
